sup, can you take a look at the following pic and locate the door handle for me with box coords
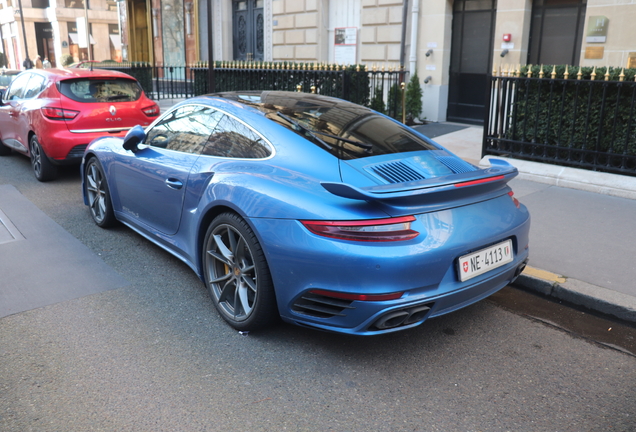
[165,178,183,190]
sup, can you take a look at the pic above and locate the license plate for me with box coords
[458,239,513,282]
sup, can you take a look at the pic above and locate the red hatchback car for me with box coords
[0,68,159,181]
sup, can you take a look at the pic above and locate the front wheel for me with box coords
[30,135,58,182]
[202,213,277,331]
[84,157,116,228]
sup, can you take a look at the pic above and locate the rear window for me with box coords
[223,91,437,160]
[59,78,142,103]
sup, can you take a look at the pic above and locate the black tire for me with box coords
[202,212,277,331]
[30,135,58,182]
[0,141,11,156]
[84,157,116,228]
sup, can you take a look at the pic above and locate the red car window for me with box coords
[58,78,142,103]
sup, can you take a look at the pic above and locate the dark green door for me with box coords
[447,0,497,125]
[232,0,264,61]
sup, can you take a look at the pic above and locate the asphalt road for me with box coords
[1,154,635,432]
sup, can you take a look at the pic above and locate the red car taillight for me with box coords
[142,104,160,117]
[41,106,79,120]
[301,216,419,242]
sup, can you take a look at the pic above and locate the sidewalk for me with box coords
[415,123,636,324]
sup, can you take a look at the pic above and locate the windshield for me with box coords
[59,78,142,103]
[219,91,437,160]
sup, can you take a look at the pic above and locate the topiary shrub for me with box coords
[405,71,423,122]
[60,54,74,67]
[369,85,385,114]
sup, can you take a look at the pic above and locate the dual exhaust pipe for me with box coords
[372,260,529,331]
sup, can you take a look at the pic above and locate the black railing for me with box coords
[95,61,407,119]
[484,67,636,176]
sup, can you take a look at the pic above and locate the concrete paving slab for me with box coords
[508,179,636,297]
[0,184,129,318]
[430,125,484,165]
[413,122,468,139]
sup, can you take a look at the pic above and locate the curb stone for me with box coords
[514,266,636,324]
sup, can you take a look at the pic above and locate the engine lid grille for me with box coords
[370,161,427,184]
[434,155,476,174]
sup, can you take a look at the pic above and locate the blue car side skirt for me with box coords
[115,211,202,278]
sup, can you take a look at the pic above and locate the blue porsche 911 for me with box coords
[82,91,530,335]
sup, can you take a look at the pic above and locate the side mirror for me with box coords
[123,125,146,153]
[0,89,5,105]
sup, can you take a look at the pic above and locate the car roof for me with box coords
[210,90,371,116]
[21,67,137,81]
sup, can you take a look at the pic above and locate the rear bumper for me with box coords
[250,194,531,335]
[283,253,529,335]
[42,128,128,163]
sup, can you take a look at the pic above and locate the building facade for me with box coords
[0,0,120,69]
[119,0,635,123]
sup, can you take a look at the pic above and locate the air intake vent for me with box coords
[292,292,355,319]
[371,161,426,183]
[434,156,476,174]
[67,145,88,159]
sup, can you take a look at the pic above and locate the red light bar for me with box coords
[454,175,505,188]
[310,289,404,301]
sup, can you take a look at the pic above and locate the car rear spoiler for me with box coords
[322,159,518,206]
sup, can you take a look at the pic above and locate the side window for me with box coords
[23,75,46,99]
[146,105,219,154]
[4,73,30,100]
[203,114,272,159]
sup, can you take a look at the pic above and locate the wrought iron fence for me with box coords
[96,61,408,120]
[484,65,636,176]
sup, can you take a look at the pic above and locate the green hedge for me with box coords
[505,65,636,171]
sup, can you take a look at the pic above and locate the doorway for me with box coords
[232,0,264,61]
[447,0,497,125]
[35,22,56,67]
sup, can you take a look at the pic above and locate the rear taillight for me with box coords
[142,104,160,117]
[41,106,79,120]
[454,175,505,187]
[309,289,404,301]
[301,216,419,242]
[508,191,520,208]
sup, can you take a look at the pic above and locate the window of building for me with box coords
[528,0,587,65]
[65,0,88,8]
[31,0,49,8]
[108,23,122,62]
[67,21,94,63]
